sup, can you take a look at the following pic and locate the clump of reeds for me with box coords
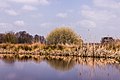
[104,41,120,51]
[0,43,45,53]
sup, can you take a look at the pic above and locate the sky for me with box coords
[0,0,120,42]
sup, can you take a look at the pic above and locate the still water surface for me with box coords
[0,56,120,80]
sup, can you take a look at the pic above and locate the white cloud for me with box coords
[39,0,49,5]
[10,0,39,5]
[56,13,68,18]
[0,22,14,30]
[0,21,26,31]
[9,0,50,5]
[93,0,120,9]
[0,23,10,28]
[78,20,96,28]
[22,5,37,11]
[0,1,10,9]
[14,20,25,27]
[80,2,119,29]
[81,8,117,22]
[5,9,18,16]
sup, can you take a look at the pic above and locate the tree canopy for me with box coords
[46,27,83,45]
[0,31,46,44]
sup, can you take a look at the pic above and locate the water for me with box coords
[0,56,120,80]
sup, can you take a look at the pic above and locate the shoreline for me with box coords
[0,51,119,62]
[0,43,119,61]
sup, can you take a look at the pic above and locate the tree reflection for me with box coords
[45,57,75,72]
[1,54,120,72]
[1,55,43,64]
[2,55,15,64]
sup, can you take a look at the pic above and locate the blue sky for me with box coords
[0,0,120,42]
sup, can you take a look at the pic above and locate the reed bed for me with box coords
[0,43,120,60]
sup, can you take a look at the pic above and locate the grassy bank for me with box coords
[0,43,120,60]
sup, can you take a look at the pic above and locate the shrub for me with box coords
[46,27,83,46]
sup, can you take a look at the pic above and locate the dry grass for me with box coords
[0,43,46,53]
[103,41,120,51]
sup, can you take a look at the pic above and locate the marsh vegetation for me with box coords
[0,27,119,60]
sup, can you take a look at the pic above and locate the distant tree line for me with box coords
[0,27,83,46]
[0,31,46,44]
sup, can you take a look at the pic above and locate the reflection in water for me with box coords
[45,57,75,71]
[2,56,15,64]
[1,54,44,63]
[0,55,120,80]
[1,55,120,71]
